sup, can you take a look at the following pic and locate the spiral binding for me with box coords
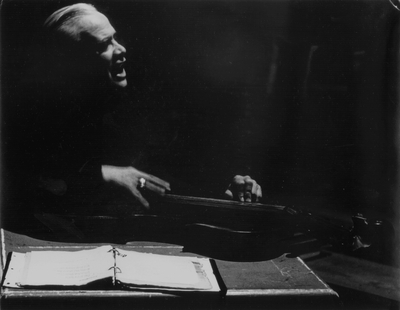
[108,266,122,273]
[107,247,126,285]
[107,248,127,257]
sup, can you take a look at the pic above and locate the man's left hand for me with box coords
[224,175,262,202]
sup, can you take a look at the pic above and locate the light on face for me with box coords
[81,12,128,88]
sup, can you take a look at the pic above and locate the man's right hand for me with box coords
[101,165,171,208]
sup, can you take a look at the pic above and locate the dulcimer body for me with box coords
[33,194,382,262]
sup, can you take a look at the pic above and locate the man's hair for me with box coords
[38,3,105,86]
[44,3,99,41]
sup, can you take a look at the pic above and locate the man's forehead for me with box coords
[78,12,115,40]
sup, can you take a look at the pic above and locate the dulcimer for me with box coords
[36,194,394,262]
[151,194,393,261]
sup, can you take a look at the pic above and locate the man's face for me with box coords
[80,12,127,88]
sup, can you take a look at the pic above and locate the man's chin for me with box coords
[110,77,127,88]
[117,79,128,88]
[109,70,127,88]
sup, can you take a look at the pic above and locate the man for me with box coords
[5,3,261,227]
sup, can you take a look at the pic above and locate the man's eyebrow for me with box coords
[100,31,116,43]
[99,36,112,43]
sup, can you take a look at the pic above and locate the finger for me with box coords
[145,180,168,196]
[238,191,245,202]
[254,185,262,202]
[232,175,246,202]
[143,174,171,191]
[233,175,245,184]
[257,185,262,199]
[224,189,233,200]
[133,189,150,209]
[244,179,255,203]
[250,181,259,202]
[244,191,252,202]
[128,185,150,209]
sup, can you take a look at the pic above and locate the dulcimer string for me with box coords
[161,194,352,236]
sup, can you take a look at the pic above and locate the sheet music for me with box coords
[115,249,212,290]
[2,245,221,292]
[17,245,114,287]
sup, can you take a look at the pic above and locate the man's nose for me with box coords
[114,40,126,55]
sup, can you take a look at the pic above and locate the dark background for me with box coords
[1,0,399,245]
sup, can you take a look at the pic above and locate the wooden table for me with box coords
[0,229,338,310]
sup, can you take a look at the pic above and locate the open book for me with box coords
[1,245,224,294]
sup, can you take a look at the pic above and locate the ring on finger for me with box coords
[139,177,146,189]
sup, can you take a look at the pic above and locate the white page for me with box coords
[2,252,27,288]
[16,245,115,287]
[115,249,212,289]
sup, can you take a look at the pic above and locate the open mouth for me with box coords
[111,61,126,80]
